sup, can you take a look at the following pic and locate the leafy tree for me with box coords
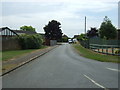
[99,16,117,39]
[87,27,98,38]
[20,25,36,32]
[17,34,42,49]
[62,34,69,42]
[43,20,62,40]
[77,33,86,41]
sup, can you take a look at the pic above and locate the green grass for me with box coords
[73,44,120,63]
[2,45,48,61]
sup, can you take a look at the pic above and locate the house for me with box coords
[0,27,37,37]
[73,35,79,38]
[0,27,37,51]
[0,27,20,51]
[13,30,37,35]
[0,27,19,38]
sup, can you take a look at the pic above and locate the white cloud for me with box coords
[1,0,119,37]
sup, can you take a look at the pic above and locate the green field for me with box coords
[2,46,48,61]
[73,44,120,63]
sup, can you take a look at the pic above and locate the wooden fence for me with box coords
[90,44,120,56]
[79,37,120,56]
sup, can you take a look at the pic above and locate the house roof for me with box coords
[73,35,79,38]
[0,27,19,36]
[0,27,11,32]
[0,27,37,35]
[13,30,37,34]
[38,33,45,35]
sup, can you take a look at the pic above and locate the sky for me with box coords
[0,0,119,37]
[118,1,120,29]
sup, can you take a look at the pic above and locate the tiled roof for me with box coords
[0,27,37,35]
[0,27,11,32]
[13,30,37,34]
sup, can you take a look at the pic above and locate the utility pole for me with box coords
[85,16,87,34]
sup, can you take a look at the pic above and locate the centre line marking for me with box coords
[84,74,108,90]
[106,68,120,72]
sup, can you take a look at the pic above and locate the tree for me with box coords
[43,20,62,40]
[99,16,117,39]
[62,34,69,42]
[20,25,36,32]
[87,27,98,38]
[17,34,42,49]
[77,33,86,41]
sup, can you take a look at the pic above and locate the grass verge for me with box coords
[2,45,48,61]
[73,44,120,63]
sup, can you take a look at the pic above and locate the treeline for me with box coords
[77,16,118,41]
[15,20,63,49]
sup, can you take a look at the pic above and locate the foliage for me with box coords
[43,20,63,40]
[17,34,43,49]
[61,34,68,42]
[87,27,98,38]
[20,25,36,32]
[77,33,87,41]
[99,16,117,40]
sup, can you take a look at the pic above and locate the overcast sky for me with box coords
[1,0,119,37]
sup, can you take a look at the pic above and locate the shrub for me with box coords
[17,34,43,49]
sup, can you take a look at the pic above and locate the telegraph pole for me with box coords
[85,16,87,34]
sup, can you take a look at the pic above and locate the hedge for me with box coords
[16,34,43,49]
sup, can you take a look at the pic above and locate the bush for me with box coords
[17,34,43,49]
[62,37,68,42]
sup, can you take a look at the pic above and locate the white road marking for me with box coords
[84,74,108,89]
[106,68,120,72]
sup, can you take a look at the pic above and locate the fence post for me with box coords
[98,47,99,53]
[106,48,108,54]
[102,46,104,53]
[112,47,114,55]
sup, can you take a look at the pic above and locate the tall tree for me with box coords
[20,25,36,32]
[87,27,98,38]
[43,20,62,40]
[77,33,86,41]
[62,34,69,42]
[99,16,117,39]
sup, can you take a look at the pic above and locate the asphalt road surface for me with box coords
[3,43,119,88]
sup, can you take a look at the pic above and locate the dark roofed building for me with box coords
[13,30,37,35]
[0,27,37,37]
[0,27,37,51]
[0,27,18,37]
[73,35,79,38]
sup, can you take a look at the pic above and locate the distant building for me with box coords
[118,1,120,29]
[73,35,79,38]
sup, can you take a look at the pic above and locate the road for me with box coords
[3,43,119,88]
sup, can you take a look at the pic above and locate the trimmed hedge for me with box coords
[17,34,43,49]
